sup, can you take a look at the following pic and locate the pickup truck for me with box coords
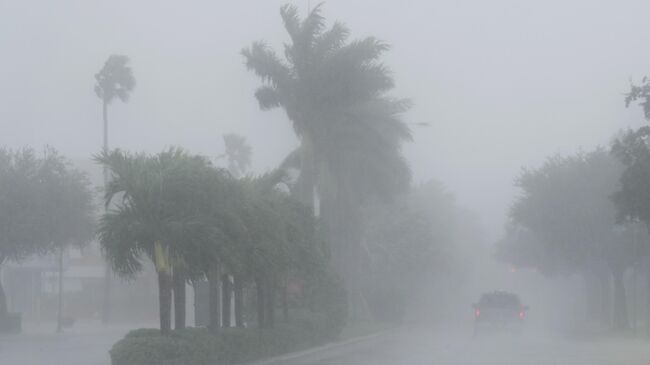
[472,291,528,336]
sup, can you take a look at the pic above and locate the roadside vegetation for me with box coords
[9,2,650,364]
[497,78,650,332]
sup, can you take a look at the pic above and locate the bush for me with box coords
[110,328,219,365]
[110,312,342,365]
[302,270,348,338]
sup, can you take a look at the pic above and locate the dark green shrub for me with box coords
[303,271,348,338]
[110,328,219,365]
[110,311,343,365]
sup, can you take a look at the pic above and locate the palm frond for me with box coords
[334,37,390,65]
[299,2,326,46]
[313,22,350,59]
[254,86,282,110]
[94,54,135,104]
[280,4,302,44]
[97,206,146,278]
[242,42,293,89]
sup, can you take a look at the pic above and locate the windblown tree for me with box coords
[95,55,136,151]
[94,54,136,324]
[364,180,481,323]
[96,148,226,334]
[364,195,437,323]
[39,150,96,333]
[218,134,252,327]
[236,171,342,329]
[242,4,411,316]
[509,149,640,329]
[613,85,650,333]
[614,78,650,225]
[0,148,95,329]
[0,149,50,319]
[222,134,252,178]
[625,77,650,119]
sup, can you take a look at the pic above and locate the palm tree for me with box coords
[94,54,135,323]
[222,134,252,178]
[95,55,136,155]
[242,4,411,316]
[96,148,219,334]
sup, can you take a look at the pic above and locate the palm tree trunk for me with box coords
[647,260,650,337]
[612,267,629,330]
[255,276,265,328]
[173,268,186,330]
[221,274,232,327]
[598,270,611,325]
[234,276,244,327]
[265,277,275,329]
[282,281,289,322]
[208,266,221,333]
[56,247,64,333]
[157,270,172,335]
[101,99,113,325]
[0,279,7,318]
[0,256,8,318]
[583,271,600,322]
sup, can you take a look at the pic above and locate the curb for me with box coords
[244,329,393,365]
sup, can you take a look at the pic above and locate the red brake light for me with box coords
[475,309,480,318]
[519,311,525,319]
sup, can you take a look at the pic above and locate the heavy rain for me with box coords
[1,1,650,364]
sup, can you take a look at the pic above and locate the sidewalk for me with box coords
[247,327,394,365]
[0,321,147,365]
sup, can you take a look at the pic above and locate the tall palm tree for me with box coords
[94,54,135,323]
[95,55,136,155]
[242,4,412,316]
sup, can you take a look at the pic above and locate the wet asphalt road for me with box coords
[2,324,650,365]
[259,327,650,365]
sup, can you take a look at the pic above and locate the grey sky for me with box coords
[1,0,649,240]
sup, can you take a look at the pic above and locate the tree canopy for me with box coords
[0,147,95,316]
[94,55,136,105]
[242,2,412,318]
[0,147,95,263]
[503,148,644,329]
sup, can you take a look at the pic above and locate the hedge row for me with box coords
[110,312,342,365]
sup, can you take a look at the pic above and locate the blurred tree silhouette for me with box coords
[94,54,135,324]
[242,3,411,317]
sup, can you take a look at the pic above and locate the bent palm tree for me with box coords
[96,148,217,334]
[243,4,412,316]
[94,54,135,323]
[95,55,136,155]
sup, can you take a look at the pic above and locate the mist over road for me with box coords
[0,323,138,365]
[260,327,650,365]
[2,323,649,365]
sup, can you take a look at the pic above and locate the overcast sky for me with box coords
[1,0,649,240]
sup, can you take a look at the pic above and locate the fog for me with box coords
[2,1,650,364]
[3,0,649,240]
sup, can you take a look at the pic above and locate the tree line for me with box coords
[96,147,342,334]
[498,78,650,331]
[0,148,95,331]
[0,3,467,336]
